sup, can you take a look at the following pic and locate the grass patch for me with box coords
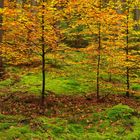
[10,71,94,95]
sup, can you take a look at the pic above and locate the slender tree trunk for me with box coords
[0,0,4,79]
[126,8,130,97]
[96,26,101,100]
[96,0,102,101]
[41,0,45,105]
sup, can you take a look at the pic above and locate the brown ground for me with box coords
[0,93,140,119]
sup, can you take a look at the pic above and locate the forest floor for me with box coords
[0,92,140,117]
[0,92,140,139]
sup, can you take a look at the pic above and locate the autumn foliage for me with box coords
[0,0,140,101]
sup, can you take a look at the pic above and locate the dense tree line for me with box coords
[0,0,139,104]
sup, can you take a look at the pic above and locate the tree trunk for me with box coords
[96,0,102,101]
[96,24,101,100]
[126,8,130,97]
[41,0,45,105]
[0,0,4,79]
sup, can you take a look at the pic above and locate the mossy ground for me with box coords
[0,51,139,96]
[0,104,140,140]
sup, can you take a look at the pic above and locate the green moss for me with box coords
[132,83,140,91]
[105,104,134,121]
[10,71,93,95]
[0,104,140,140]
[0,123,16,131]
[0,79,12,88]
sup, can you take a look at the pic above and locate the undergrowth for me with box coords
[0,104,140,140]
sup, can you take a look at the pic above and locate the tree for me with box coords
[0,0,4,78]
[120,0,140,97]
[64,0,125,100]
[41,0,45,104]
[2,0,63,104]
[96,0,102,100]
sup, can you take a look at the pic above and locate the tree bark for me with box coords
[0,0,4,79]
[96,0,102,101]
[126,8,130,97]
[41,0,45,105]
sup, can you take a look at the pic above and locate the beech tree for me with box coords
[2,0,64,104]
[64,0,140,98]
[66,0,124,99]
[118,0,140,96]
[0,0,4,78]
